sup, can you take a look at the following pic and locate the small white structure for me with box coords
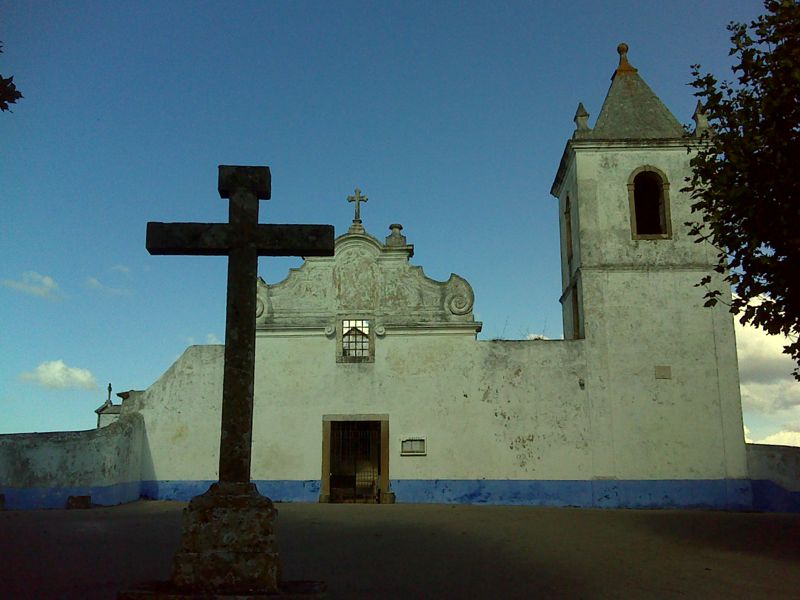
[1,44,797,510]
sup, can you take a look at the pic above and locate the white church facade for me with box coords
[1,45,798,511]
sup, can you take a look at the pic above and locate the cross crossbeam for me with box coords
[146,223,333,256]
[146,166,334,483]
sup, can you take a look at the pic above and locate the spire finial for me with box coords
[613,42,637,79]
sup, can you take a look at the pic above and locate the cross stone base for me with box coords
[119,482,326,599]
[117,580,326,599]
[172,481,281,593]
[118,580,326,599]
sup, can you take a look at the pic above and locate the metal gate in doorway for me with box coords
[329,421,381,503]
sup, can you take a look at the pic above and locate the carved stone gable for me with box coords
[333,243,380,311]
[257,225,479,332]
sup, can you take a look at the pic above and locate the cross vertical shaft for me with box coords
[219,187,260,483]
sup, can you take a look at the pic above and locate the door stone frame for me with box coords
[319,414,393,503]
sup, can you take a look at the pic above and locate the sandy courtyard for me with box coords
[0,500,798,599]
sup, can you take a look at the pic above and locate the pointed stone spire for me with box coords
[587,43,685,140]
[573,102,591,138]
[692,100,710,136]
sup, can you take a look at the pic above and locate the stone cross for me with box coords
[347,187,368,223]
[146,166,334,483]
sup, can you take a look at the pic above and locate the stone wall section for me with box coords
[0,413,144,509]
[747,443,800,512]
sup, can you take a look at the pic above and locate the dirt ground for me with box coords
[0,500,798,599]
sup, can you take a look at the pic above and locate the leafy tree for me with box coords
[0,42,23,111]
[684,0,800,379]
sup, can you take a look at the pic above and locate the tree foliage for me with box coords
[0,42,23,112]
[684,0,800,379]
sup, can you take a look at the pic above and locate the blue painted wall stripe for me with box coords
[6,478,796,512]
[390,479,753,510]
[0,480,141,510]
[140,480,214,501]
[750,480,800,513]
[139,480,321,502]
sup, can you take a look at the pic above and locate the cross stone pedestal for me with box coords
[171,482,280,592]
[120,484,323,597]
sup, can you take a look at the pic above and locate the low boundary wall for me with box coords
[0,414,144,509]
[747,443,800,512]
[2,425,798,511]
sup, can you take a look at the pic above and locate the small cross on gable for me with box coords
[347,187,368,223]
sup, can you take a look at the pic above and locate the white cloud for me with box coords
[740,379,800,413]
[86,276,129,296]
[186,334,222,345]
[743,425,754,443]
[111,265,131,273]
[526,333,550,340]
[755,430,800,447]
[736,318,797,384]
[737,314,800,447]
[1,271,61,298]
[736,318,800,413]
[20,360,98,390]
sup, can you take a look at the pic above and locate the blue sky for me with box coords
[2,0,798,444]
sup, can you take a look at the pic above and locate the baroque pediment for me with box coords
[256,225,477,329]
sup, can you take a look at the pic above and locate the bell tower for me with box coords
[550,44,750,507]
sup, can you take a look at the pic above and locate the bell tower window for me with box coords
[629,167,671,239]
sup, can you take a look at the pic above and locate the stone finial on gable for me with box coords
[573,102,591,138]
[385,223,414,257]
[692,100,710,136]
[385,223,406,246]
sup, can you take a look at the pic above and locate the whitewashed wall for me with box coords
[0,414,143,509]
[122,326,754,508]
[123,346,225,482]
[249,333,588,481]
